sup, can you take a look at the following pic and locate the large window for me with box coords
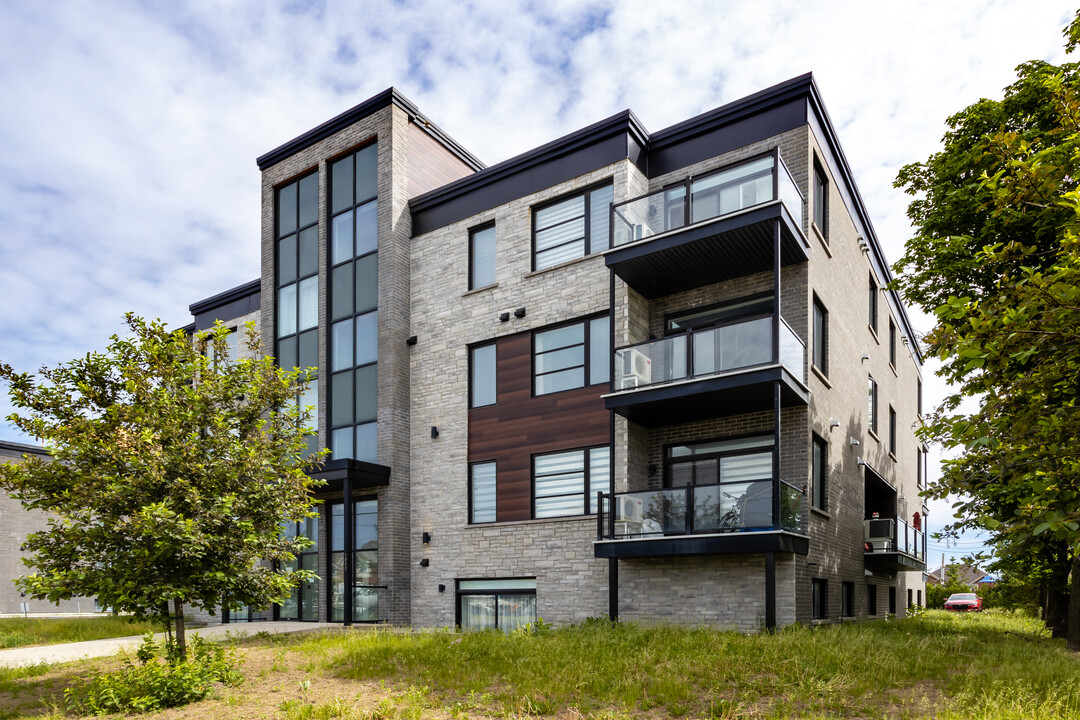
[667,435,773,488]
[532,182,613,270]
[842,581,854,618]
[889,319,897,367]
[813,162,828,236]
[812,579,827,620]
[330,498,378,622]
[868,376,879,435]
[470,343,496,408]
[458,578,536,632]
[533,315,610,395]
[533,446,610,518]
[889,406,897,456]
[278,516,318,621]
[867,584,878,616]
[812,296,828,375]
[470,462,497,524]
[869,274,879,334]
[812,434,827,511]
[470,223,496,290]
[329,142,379,462]
[276,172,320,457]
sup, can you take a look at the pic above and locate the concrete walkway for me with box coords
[0,622,335,668]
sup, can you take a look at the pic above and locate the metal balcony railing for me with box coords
[864,516,926,560]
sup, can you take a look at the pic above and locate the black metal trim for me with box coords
[593,531,809,558]
[0,439,49,457]
[605,366,809,412]
[765,551,776,629]
[188,279,261,316]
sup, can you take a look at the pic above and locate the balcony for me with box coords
[864,516,927,572]
[594,480,808,558]
[605,315,808,426]
[606,150,809,298]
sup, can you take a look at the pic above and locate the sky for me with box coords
[1,0,1076,568]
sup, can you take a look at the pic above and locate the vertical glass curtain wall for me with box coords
[279,517,319,621]
[330,499,379,622]
[329,142,379,462]
[276,172,320,456]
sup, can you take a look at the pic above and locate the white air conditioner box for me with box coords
[619,348,652,389]
[615,495,644,524]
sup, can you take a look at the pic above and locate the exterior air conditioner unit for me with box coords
[615,495,644,524]
[864,518,895,552]
[619,348,652,389]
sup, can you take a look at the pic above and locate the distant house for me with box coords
[926,563,988,589]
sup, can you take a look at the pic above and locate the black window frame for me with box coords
[456,578,537,632]
[811,433,827,511]
[867,584,878,616]
[531,444,611,519]
[468,460,497,524]
[812,578,827,620]
[889,406,897,456]
[889,319,897,368]
[469,342,497,409]
[468,221,496,291]
[868,375,879,435]
[812,295,828,375]
[868,273,879,334]
[812,160,828,238]
[532,313,610,397]
[842,581,855,618]
[276,515,320,622]
[665,433,774,488]
[889,586,897,614]
[328,496,381,624]
[531,180,614,271]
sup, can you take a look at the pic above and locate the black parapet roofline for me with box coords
[0,439,49,457]
[256,88,485,172]
[188,279,261,316]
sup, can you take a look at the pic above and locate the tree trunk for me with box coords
[173,599,187,661]
[1069,554,1080,652]
[1047,584,1069,638]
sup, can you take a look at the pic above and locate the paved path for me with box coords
[0,622,336,668]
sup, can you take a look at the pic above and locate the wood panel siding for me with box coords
[408,122,477,199]
[469,332,609,521]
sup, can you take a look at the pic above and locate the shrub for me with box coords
[64,633,243,714]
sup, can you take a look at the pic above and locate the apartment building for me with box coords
[239,73,927,630]
[1,73,927,628]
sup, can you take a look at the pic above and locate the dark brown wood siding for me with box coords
[407,122,476,199]
[468,332,609,521]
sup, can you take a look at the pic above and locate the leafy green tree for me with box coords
[894,12,1080,650]
[0,316,323,658]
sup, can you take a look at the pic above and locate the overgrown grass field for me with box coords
[1,610,1078,719]
[0,616,161,650]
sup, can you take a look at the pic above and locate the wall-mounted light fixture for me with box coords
[829,418,840,429]
[419,558,430,567]
[514,307,526,318]
[422,532,431,545]
[438,584,446,593]
[858,236,870,253]
[849,437,860,447]
[406,335,418,346]
[856,457,867,467]
[861,352,870,361]
[430,426,439,439]
[499,312,510,322]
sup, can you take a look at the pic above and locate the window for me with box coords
[889,319,897,367]
[668,435,773,488]
[206,327,238,365]
[470,462,497,524]
[907,589,913,609]
[469,223,496,290]
[867,584,878,615]
[842,581,854,617]
[329,499,379,622]
[813,162,828,236]
[889,406,897,456]
[917,378,923,417]
[533,315,610,395]
[812,579,827,620]
[868,376,878,435]
[812,434,827,511]
[532,182,613,270]
[533,446,610,518]
[917,447,924,489]
[812,296,828,375]
[329,142,379,462]
[470,343,496,408]
[868,274,878,333]
[458,579,536,632]
[278,516,318,621]
[917,589,923,608]
[889,586,897,615]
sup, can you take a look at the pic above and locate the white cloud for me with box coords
[1,0,1074,561]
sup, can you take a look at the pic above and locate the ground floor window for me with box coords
[907,589,913,609]
[867,584,877,616]
[841,582,854,617]
[278,516,319,621]
[330,498,379,622]
[917,589,922,608]
[889,586,897,615]
[811,578,827,620]
[458,578,536,632]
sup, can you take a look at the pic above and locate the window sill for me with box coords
[868,325,880,344]
[810,507,831,520]
[466,514,597,530]
[525,251,603,278]
[888,451,897,462]
[868,429,880,443]
[463,283,498,297]
[811,365,831,388]
[889,362,898,377]
[812,223,831,257]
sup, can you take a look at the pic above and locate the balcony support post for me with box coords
[343,474,353,627]
[765,550,776,630]
[608,266,619,622]
[772,219,782,531]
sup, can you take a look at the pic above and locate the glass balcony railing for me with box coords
[613,316,805,390]
[597,479,804,540]
[611,150,805,248]
[864,516,926,560]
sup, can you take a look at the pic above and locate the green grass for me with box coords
[0,616,161,649]
[267,611,1080,719]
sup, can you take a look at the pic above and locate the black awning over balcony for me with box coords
[311,458,390,496]
[864,552,926,573]
[605,202,807,299]
[594,530,808,559]
[605,365,808,427]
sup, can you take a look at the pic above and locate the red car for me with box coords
[944,592,983,611]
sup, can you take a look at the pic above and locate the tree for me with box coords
[0,316,323,658]
[894,12,1080,650]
